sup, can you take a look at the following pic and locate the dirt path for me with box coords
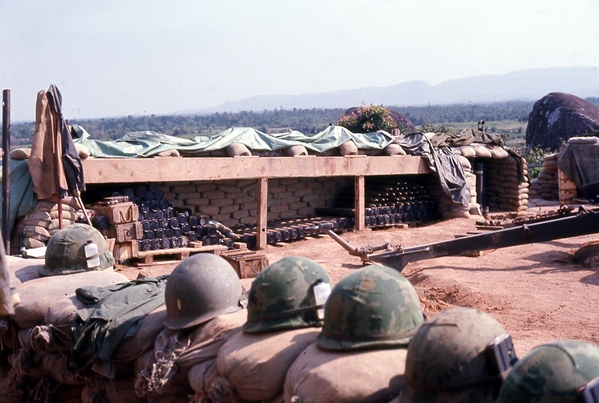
[117,204,599,356]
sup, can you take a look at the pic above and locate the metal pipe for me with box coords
[2,89,10,253]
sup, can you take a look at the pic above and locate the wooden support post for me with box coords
[355,175,365,231]
[256,177,268,249]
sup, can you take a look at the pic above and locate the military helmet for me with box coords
[401,306,510,402]
[316,264,424,351]
[498,340,599,403]
[40,223,115,276]
[243,255,332,333]
[164,253,242,330]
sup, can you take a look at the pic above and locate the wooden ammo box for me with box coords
[92,202,139,224]
[113,241,139,261]
[222,250,268,279]
[103,221,143,243]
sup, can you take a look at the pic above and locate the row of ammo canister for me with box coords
[232,217,355,248]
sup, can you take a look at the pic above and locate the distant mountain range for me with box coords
[180,67,598,115]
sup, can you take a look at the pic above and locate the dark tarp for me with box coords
[557,140,599,198]
[398,132,471,206]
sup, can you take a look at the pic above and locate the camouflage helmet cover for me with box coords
[317,264,424,351]
[164,253,243,330]
[243,255,332,333]
[497,340,599,403]
[40,223,115,276]
[401,306,509,403]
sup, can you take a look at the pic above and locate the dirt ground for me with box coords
[117,201,599,357]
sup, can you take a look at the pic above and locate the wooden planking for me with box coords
[354,176,365,231]
[256,178,268,250]
[82,155,430,184]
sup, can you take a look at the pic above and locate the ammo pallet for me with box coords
[132,244,228,266]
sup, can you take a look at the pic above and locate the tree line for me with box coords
[9,99,594,147]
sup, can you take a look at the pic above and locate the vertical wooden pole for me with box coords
[354,175,365,231]
[2,89,10,252]
[256,177,268,249]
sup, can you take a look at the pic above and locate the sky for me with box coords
[1,0,598,122]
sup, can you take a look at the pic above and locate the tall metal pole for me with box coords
[2,90,10,253]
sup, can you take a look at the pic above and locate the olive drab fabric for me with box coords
[317,264,424,351]
[401,306,508,402]
[243,255,332,333]
[0,234,15,317]
[40,224,115,277]
[164,254,242,330]
[497,340,599,403]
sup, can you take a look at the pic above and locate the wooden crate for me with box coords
[92,202,139,224]
[113,241,139,261]
[103,221,143,243]
[222,250,268,279]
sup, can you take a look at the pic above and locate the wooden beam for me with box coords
[256,178,268,250]
[82,155,430,184]
[354,176,365,231]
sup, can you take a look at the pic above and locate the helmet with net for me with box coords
[401,306,514,402]
[498,340,599,403]
[40,223,115,276]
[317,264,424,351]
[243,255,332,333]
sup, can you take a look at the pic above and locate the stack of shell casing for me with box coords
[113,185,236,251]
[364,178,441,227]
[233,216,355,248]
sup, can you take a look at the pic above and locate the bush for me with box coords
[337,104,397,133]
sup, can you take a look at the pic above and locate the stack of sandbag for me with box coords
[485,155,530,216]
[135,309,247,402]
[10,198,81,254]
[529,153,559,201]
[0,270,129,402]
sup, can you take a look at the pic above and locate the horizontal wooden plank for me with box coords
[82,155,431,184]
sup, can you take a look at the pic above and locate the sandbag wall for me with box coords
[484,155,530,216]
[9,197,81,255]
[528,153,559,201]
[146,177,354,230]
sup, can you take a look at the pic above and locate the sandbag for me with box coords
[214,328,319,402]
[0,364,23,403]
[75,143,91,159]
[42,353,84,385]
[188,360,220,403]
[136,309,247,397]
[44,294,88,352]
[13,271,129,329]
[460,147,476,158]
[10,148,31,160]
[82,377,144,403]
[284,145,308,156]
[284,342,408,403]
[383,143,406,156]
[339,140,358,156]
[474,146,493,158]
[6,255,44,287]
[489,146,509,159]
[113,304,167,363]
[226,143,252,157]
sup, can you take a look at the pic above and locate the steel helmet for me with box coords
[40,224,115,276]
[401,307,511,402]
[164,253,243,330]
[498,340,599,403]
[242,255,332,333]
[317,264,424,351]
